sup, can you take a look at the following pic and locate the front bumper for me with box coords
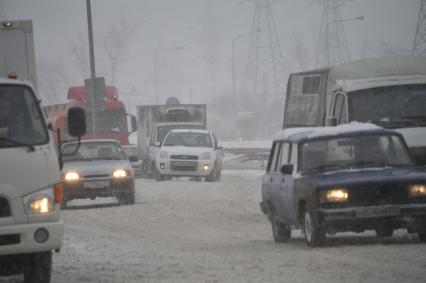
[157,159,215,177]
[318,203,426,231]
[0,221,63,256]
[63,177,134,201]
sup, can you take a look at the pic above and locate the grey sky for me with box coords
[2,0,420,108]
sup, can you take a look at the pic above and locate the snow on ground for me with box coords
[2,169,426,283]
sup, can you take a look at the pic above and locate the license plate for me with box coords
[356,206,400,218]
[83,180,110,189]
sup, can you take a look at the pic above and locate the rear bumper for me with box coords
[63,177,134,201]
[318,203,426,230]
[0,221,63,256]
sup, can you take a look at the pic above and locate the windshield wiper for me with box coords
[0,137,35,152]
[349,161,388,168]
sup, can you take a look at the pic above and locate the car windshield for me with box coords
[86,108,126,134]
[163,132,212,147]
[0,84,48,147]
[300,134,413,173]
[349,84,426,127]
[62,141,127,161]
[157,124,204,144]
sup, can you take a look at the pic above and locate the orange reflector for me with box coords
[55,183,63,204]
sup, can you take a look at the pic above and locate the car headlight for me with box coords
[408,184,426,197]
[64,171,80,182]
[22,188,55,214]
[320,188,349,203]
[113,169,131,178]
[160,150,168,159]
[201,152,211,160]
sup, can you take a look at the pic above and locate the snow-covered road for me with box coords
[4,170,426,282]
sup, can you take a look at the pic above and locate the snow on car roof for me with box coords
[169,129,210,134]
[274,122,385,142]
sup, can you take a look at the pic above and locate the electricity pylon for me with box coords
[413,0,426,56]
[315,0,351,67]
[241,0,286,138]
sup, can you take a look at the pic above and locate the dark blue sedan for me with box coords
[260,123,426,247]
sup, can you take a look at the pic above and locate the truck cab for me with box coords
[283,55,426,166]
[0,77,85,282]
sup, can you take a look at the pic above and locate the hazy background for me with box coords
[1,0,420,138]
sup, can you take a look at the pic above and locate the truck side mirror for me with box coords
[68,107,86,137]
[326,116,337,127]
[280,164,294,175]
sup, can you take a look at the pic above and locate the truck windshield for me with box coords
[300,134,412,173]
[62,142,126,161]
[163,132,212,148]
[349,84,426,128]
[86,108,126,134]
[0,84,48,148]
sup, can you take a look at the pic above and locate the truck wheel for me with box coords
[23,252,52,283]
[155,169,164,182]
[418,229,426,242]
[375,224,393,238]
[270,208,291,243]
[304,210,326,247]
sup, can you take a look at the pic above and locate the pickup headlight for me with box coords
[408,184,426,197]
[320,188,349,203]
[113,169,131,178]
[160,150,168,159]
[201,152,211,160]
[64,171,80,182]
[22,188,55,214]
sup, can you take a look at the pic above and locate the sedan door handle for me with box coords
[270,177,273,182]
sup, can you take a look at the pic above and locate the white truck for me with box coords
[283,55,426,165]
[136,103,207,178]
[0,20,86,282]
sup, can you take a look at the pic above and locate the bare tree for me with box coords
[101,18,138,85]
[70,33,90,80]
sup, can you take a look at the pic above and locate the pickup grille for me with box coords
[0,198,11,218]
[0,234,20,246]
[170,161,198,172]
[170,155,199,160]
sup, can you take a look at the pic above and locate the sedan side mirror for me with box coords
[128,155,138,162]
[68,107,86,137]
[280,164,294,175]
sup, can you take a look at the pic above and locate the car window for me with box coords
[277,142,290,167]
[163,132,212,147]
[267,141,281,172]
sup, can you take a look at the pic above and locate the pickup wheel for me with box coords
[23,252,52,283]
[304,210,326,247]
[270,207,291,243]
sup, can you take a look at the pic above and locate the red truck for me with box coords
[45,85,136,145]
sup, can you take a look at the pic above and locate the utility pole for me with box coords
[315,0,352,67]
[86,0,97,136]
[242,0,286,139]
[413,0,426,56]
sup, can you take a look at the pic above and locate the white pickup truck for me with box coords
[0,77,85,282]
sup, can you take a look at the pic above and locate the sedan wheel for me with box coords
[304,210,326,247]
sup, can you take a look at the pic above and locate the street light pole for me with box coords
[326,16,364,66]
[232,29,261,126]
[154,46,183,104]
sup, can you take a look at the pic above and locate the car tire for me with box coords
[23,252,52,283]
[206,165,219,182]
[304,209,326,247]
[128,190,135,205]
[155,171,164,182]
[418,229,426,242]
[215,167,222,182]
[375,225,393,238]
[269,206,291,243]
